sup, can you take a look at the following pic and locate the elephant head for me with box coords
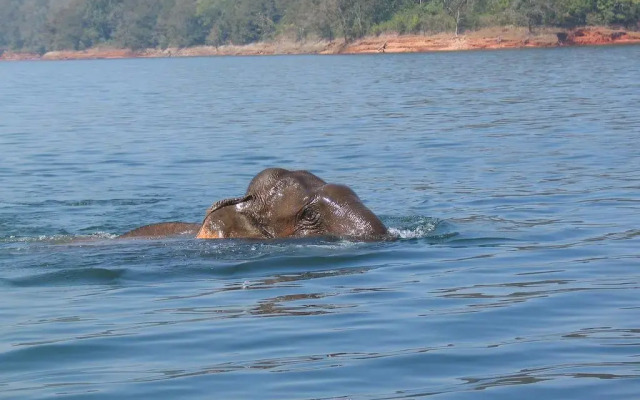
[196,168,387,240]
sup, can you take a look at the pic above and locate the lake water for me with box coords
[1,45,639,399]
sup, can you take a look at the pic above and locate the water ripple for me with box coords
[2,47,640,399]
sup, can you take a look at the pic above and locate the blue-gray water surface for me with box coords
[1,46,639,399]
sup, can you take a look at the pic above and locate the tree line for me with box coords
[1,0,638,54]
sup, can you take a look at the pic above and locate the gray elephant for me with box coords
[120,168,387,240]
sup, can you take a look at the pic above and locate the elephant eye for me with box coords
[300,207,318,224]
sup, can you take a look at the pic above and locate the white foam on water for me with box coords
[2,232,117,244]
[388,221,438,239]
[86,232,118,240]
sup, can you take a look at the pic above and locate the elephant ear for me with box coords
[202,195,252,223]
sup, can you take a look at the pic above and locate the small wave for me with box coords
[384,216,442,239]
[7,198,167,207]
[76,232,118,241]
[388,225,437,239]
[2,215,446,248]
[2,216,444,245]
[1,232,117,244]
[2,267,127,287]
[1,234,75,244]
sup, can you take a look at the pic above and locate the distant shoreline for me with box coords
[2,26,639,62]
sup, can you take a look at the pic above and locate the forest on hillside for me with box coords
[1,0,639,54]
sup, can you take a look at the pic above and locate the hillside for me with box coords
[2,26,639,61]
[1,0,639,58]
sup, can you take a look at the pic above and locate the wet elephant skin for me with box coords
[120,168,387,241]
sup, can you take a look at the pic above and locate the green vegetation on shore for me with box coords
[1,0,638,54]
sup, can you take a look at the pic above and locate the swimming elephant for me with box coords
[120,168,388,240]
